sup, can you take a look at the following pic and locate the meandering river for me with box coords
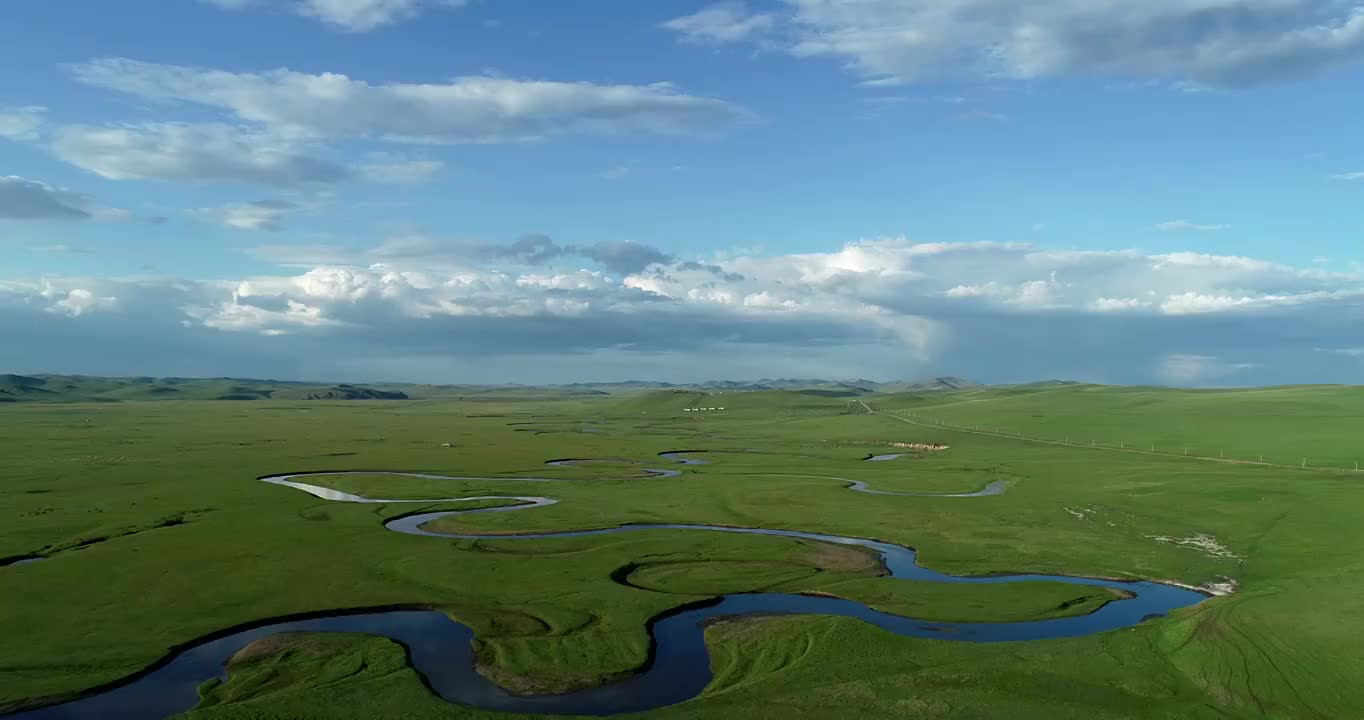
[6,452,1207,719]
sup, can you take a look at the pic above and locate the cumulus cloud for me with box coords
[693,0,1364,87]
[48,287,117,317]
[0,106,45,141]
[186,295,338,335]
[0,281,119,317]
[0,175,127,221]
[1156,219,1232,232]
[5,239,1364,385]
[663,3,778,45]
[52,123,350,187]
[202,0,467,32]
[1091,297,1148,312]
[70,58,754,143]
[189,199,305,231]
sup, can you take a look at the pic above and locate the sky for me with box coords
[3,0,1364,386]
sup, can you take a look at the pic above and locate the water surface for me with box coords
[5,459,1208,719]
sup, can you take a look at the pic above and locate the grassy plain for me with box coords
[1,385,1361,718]
[876,383,1364,468]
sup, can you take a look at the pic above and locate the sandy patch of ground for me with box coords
[1201,578,1240,595]
[890,442,950,451]
[1146,533,1242,561]
[1165,577,1240,596]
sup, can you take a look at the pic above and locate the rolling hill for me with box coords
[0,375,408,403]
[0,374,979,403]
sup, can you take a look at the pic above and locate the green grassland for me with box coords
[2,384,1362,718]
[874,383,1364,468]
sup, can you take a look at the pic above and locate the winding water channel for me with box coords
[7,451,1208,719]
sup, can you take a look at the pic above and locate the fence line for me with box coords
[855,400,1360,474]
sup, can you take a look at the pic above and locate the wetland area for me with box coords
[3,385,1360,719]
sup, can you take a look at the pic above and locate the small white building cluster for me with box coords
[684,407,725,412]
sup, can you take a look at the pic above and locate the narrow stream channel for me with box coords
[6,457,1208,719]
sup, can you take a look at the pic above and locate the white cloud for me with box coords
[944,284,994,298]
[598,165,632,180]
[1159,292,1260,315]
[663,3,777,45]
[5,238,1364,385]
[1012,276,1062,309]
[1150,252,1270,271]
[189,199,305,231]
[1156,219,1231,232]
[297,0,466,32]
[70,58,754,143]
[52,123,350,187]
[0,175,126,221]
[722,1,1364,88]
[1091,297,1148,312]
[202,0,468,32]
[1332,171,1364,180]
[358,153,445,184]
[186,296,337,335]
[942,276,1066,309]
[47,288,117,318]
[0,106,45,141]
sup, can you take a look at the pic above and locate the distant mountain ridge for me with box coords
[300,385,408,401]
[555,376,979,394]
[0,374,408,403]
[0,373,977,403]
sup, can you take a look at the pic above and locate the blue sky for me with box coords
[4,0,1364,384]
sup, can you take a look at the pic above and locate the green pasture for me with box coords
[1,386,1361,718]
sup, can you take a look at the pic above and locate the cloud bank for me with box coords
[5,238,1362,385]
